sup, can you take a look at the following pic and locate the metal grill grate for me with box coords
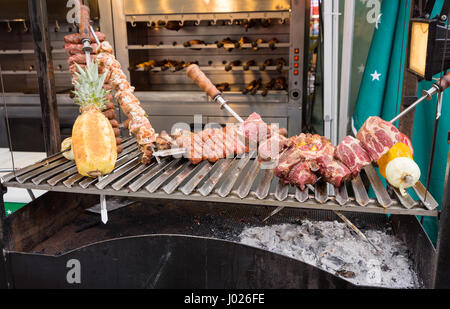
[1,137,439,217]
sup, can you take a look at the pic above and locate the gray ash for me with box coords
[239,220,421,288]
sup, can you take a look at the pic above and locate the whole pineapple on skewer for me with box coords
[71,62,117,177]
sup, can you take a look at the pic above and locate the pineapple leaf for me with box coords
[72,61,109,111]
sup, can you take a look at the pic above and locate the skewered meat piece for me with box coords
[65,43,99,55]
[335,136,373,176]
[258,134,288,162]
[225,60,241,72]
[252,38,264,51]
[165,20,182,31]
[260,19,272,28]
[356,116,402,161]
[250,78,262,95]
[242,80,257,95]
[259,58,273,71]
[316,155,352,187]
[183,40,205,48]
[242,19,255,30]
[287,161,318,190]
[243,60,256,71]
[224,124,247,155]
[238,36,252,48]
[135,60,157,70]
[268,38,279,50]
[275,58,287,73]
[155,130,177,151]
[274,133,334,178]
[238,112,271,146]
[64,32,105,44]
[261,79,275,97]
[68,54,96,65]
[175,131,204,165]
[215,82,230,92]
[217,38,239,51]
[273,76,287,90]
[98,42,156,163]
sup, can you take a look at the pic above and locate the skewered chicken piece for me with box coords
[183,39,206,49]
[63,32,105,44]
[252,38,265,51]
[135,60,157,71]
[273,76,287,90]
[242,19,255,31]
[261,78,276,97]
[165,20,182,31]
[217,37,239,52]
[259,58,273,71]
[96,42,156,163]
[225,60,241,72]
[242,80,257,95]
[238,36,252,48]
[243,60,256,71]
[215,82,230,92]
[275,58,287,73]
[268,38,279,50]
[250,78,262,95]
[260,19,272,28]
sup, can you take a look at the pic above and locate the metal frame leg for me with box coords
[434,131,450,288]
[0,183,9,288]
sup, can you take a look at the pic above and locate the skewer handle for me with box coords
[434,71,450,92]
[78,2,91,42]
[186,64,221,99]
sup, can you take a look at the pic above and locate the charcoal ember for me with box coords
[336,270,356,278]
[239,221,420,288]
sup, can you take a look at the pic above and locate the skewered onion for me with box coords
[385,157,421,196]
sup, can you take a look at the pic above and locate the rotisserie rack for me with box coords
[1,137,439,217]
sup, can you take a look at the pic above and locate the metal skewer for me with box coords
[185,65,375,245]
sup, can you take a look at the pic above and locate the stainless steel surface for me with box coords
[255,169,274,199]
[236,159,260,199]
[180,160,214,195]
[351,174,370,207]
[128,158,172,192]
[413,181,439,210]
[216,152,252,197]
[295,187,309,203]
[215,96,244,123]
[2,150,439,217]
[145,159,185,193]
[123,0,290,15]
[334,184,349,206]
[363,165,394,208]
[314,181,328,204]
[162,162,196,194]
[198,159,233,196]
[274,178,289,201]
[390,186,417,210]
[390,93,430,124]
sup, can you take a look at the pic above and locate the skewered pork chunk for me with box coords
[335,136,372,176]
[63,32,106,44]
[356,116,402,161]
